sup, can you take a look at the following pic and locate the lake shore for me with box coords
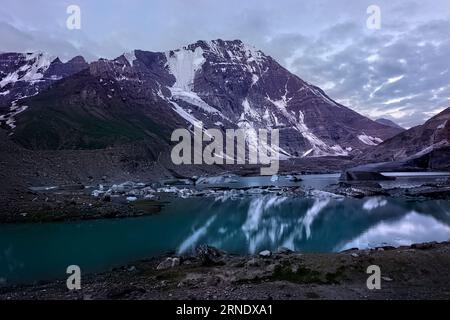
[2,171,450,224]
[1,241,449,300]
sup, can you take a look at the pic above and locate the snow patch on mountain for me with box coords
[0,52,55,88]
[167,100,200,126]
[251,74,259,86]
[165,46,205,91]
[123,50,136,67]
[242,98,261,121]
[266,94,347,157]
[358,133,383,146]
[0,100,29,130]
[437,120,448,130]
[205,40,265,65]
[236,97,291,160]
[0,72,19,88]
[164,46,219,124]
[308,85,342,108]
[411,140,449,158]
[163,46,235,124]
[169,87,229,120]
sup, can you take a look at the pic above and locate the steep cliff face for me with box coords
[160,40,402,157]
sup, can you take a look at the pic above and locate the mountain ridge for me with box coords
[375,118,404,130]
[0,39,403,158]
[360,107,450,168]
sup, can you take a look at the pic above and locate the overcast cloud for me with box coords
[0,0,449,127]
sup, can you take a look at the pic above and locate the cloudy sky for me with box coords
[1,0,449,128]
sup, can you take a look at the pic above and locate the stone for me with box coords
[340,170,395,182]
[411,242,436,250]
[195,245,225,266]
[265,263,279,272]
[259,250,272,257]
[156,257,181,270]
[246,258,259,267]
[277,247,293,254]
[288,175,303,182]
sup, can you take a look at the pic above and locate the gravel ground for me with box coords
[1,242,449,300]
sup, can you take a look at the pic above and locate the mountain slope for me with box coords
[0,52,88,130]
[375,118,404,130]
[1,40,402,157]
[161,40,402,157]
[361,107,450,165]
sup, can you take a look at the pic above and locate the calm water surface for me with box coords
[1,173,450,285]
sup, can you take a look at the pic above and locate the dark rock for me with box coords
[380,246,396,251]
[156,257,180,270]
[288,175,303,182]
[195,245,225,266]
[58,184,85,191]
[277,247,293,254]
[411,242,437,250]
[340,171,395,182]
[407,187,450,199]
[360,108,450,170]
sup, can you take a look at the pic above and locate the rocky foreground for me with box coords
[2,242,450,300]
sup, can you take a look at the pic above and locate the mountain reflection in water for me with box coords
[174,195,450,254]
[1,193,450,285]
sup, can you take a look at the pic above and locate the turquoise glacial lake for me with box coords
[1,173,450,285]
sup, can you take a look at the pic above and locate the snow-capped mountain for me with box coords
[0,40,402,155]
[0,52,88,129]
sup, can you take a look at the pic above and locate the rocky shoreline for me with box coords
[2,171,450,223]
[0,188,166,223]
[1,242,450,300]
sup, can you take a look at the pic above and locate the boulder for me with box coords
[340,170,395,182]
[195,245,225,266]
[277,247,293,254]
[289,175,303,182]
[259,250,272,257]
[156,257,181,270]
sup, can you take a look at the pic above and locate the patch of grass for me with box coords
[272,265,346,284]
[154,269,186,282]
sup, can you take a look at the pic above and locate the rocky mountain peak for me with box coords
[1,41,404,156]
[375,118,404,130]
